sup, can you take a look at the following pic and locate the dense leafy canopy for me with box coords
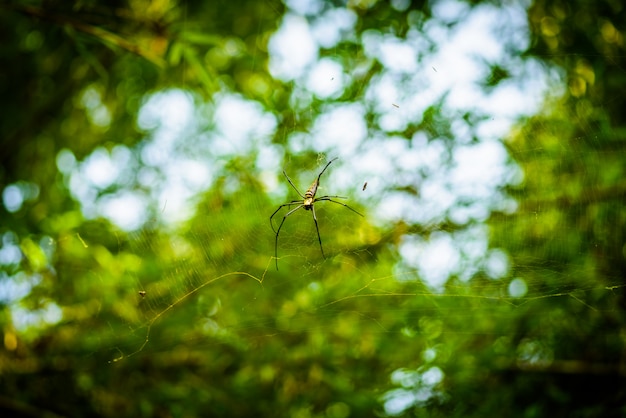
[1,0,625,416]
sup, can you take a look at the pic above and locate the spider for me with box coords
[270,157,363,270]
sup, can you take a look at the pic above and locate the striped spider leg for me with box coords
[270,157,363,270]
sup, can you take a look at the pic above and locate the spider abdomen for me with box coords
[305,181,319,199]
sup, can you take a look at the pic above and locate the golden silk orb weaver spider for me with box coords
[270,157,364,270]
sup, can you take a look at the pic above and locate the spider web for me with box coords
[99,80,626,372]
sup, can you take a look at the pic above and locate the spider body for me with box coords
[303,179,319,208]
[270,158,363,270]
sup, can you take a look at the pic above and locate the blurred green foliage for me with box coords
[0,0,625,417]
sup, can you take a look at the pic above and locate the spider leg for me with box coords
[274,204,304,270]
[315,196,364,217]
[310,204,325,259]
[315,157,338,183]
[283,170,306,199]
[270,200,304,232]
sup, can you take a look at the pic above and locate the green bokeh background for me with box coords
[1,0,625,416]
